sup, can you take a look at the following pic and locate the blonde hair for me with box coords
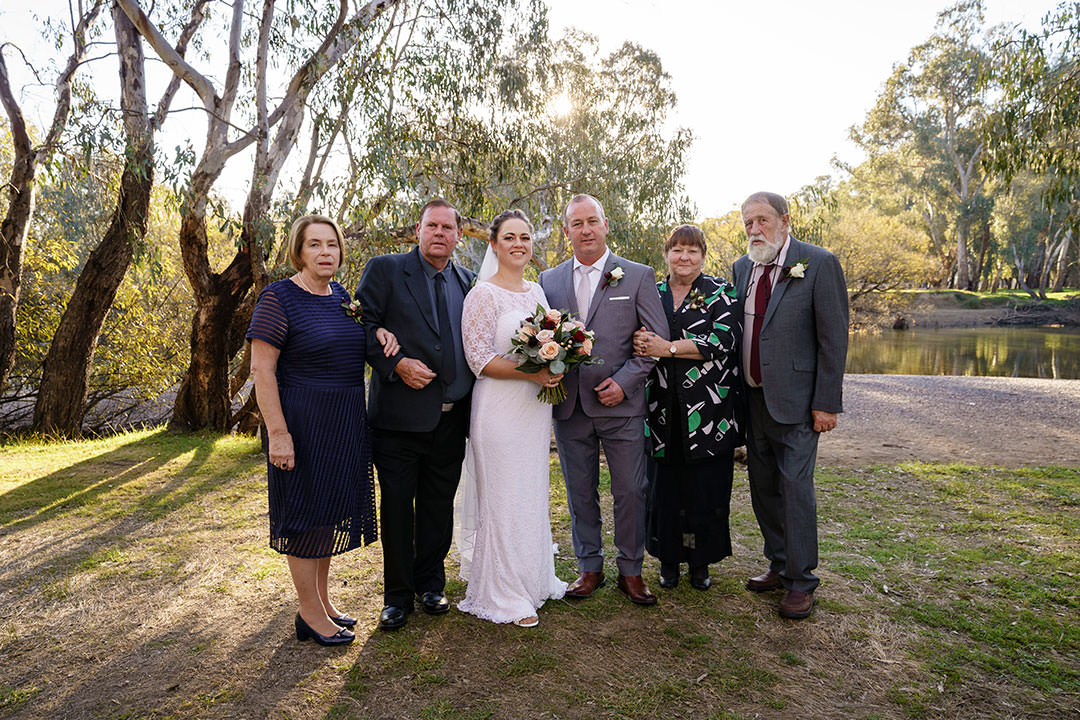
[288,215,346,272]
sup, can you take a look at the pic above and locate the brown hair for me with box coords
[489,209,533,244]
[741,191,789,218]
[663,224,706,254]
[418,197,463,229]
[288,214,345,272]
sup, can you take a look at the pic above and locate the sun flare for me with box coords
[550,92,574,118]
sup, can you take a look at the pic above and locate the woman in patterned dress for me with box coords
[247,215,389,646]
[633,224,744,591]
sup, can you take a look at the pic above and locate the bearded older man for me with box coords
[732,191,848,619]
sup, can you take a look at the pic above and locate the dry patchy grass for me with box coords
[0,430,1076,719]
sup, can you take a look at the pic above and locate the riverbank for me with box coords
[823,374,1080,467]
[862,289,1080,330]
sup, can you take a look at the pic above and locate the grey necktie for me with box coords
[575,265,593,319]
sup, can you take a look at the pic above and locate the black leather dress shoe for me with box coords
[419,591,450,615]
[295,613,354,646]
[658,563,680,589]
[379,605,412,631]
[689,565,711,591]
[329,614,357,628]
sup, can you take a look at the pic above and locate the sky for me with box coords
[2,0,1061,221]
[545,0,1058,217]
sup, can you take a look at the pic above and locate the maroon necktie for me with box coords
[749,265,773,385]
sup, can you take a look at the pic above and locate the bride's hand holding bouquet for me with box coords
[509,305,602,403]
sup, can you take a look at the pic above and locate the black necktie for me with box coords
[434,271,456,387]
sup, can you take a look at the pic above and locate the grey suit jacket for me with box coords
[355,247,475,432]
[732,237,848,425]
[539,253,667,421]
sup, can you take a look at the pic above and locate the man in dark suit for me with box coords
[539,194,668,605]
[732,191,848,620]
[356,198,476,630]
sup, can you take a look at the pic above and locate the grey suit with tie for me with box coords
[732,236,848,593]
[539,254,667,576]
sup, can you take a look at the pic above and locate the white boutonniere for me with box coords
[602,265,624,288]
[783,259,809,281]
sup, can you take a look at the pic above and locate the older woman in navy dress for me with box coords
[247,215,385,646]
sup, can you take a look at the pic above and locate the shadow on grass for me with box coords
[0,430,263,600]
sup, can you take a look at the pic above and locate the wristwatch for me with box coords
[668,343,677,356]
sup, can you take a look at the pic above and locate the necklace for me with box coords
[294,273,330,296]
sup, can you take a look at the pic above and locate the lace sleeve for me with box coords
[246,285,288,348]
[461,283,500,377]
[531,281,550,311]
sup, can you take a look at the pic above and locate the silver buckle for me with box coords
[441,402,455,412]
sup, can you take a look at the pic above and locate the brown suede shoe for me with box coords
[564,571,606,598]
[617,574,657,606]
[745,569,783,592]
[778,590,815,619]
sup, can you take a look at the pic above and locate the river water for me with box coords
[845,326,1080,379]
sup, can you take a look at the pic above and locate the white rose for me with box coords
[610,267,624,280]
[789,262,806,278]
[536,329,555,343]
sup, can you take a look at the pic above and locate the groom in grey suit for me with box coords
[732,191,848,620]
[539,194,668,605]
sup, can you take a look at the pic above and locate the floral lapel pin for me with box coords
[601,264,624,288]
[342,299,363,322]
[686,288,707,310]
[781,258,809,282]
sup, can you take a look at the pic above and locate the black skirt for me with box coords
[645,440,733,567]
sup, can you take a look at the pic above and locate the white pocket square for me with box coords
[608,296,630,301]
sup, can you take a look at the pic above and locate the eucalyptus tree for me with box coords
[983,1,1079,293]
[30,3,208,436]
[852,0,994,289]
[0,1,105,393]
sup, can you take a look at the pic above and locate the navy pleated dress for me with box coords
[246,278,377,558]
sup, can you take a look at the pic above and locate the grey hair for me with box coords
[741,191,789,218]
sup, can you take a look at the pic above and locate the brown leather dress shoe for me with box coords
[564,571,606,598]
[778,590,815,619]
[617,574,657,605]
[745,569,783,592]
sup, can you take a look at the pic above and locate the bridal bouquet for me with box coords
[510,305,602,403]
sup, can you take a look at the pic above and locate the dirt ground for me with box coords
[821,374,1080,467]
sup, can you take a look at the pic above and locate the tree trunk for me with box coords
[955,219,972,290]
[168,248,252,431]
[31,5,154,436]
[0,94,33,393]
[1050,227,1072,293]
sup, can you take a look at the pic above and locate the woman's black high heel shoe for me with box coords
[329,614,357,628]
[295,613,354,646]
[689,565,711,591]
[659,563,680,589]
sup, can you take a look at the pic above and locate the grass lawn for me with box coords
[0,429,1076,719]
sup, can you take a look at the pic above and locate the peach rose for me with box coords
[518,323,537,336]
[538,341,561,361]
[536,329,555,343]
[544,309,563,324]
[578,338,593,355]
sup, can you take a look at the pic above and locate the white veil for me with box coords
[451,244,496,581]
[476,244,498,283]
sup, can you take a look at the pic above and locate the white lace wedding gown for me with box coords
[455,280,567,623]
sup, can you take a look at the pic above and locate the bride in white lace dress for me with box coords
[456,210,567,627]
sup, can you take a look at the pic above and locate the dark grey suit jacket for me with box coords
[356,247,475,432]
[539,253,667,421]
[732,237,848,425]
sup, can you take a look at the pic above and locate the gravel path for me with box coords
[819,374,1080,467]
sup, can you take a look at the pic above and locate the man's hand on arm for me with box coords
[812,410,837,433]
[594,377,626,407]
[395,357,437,389]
